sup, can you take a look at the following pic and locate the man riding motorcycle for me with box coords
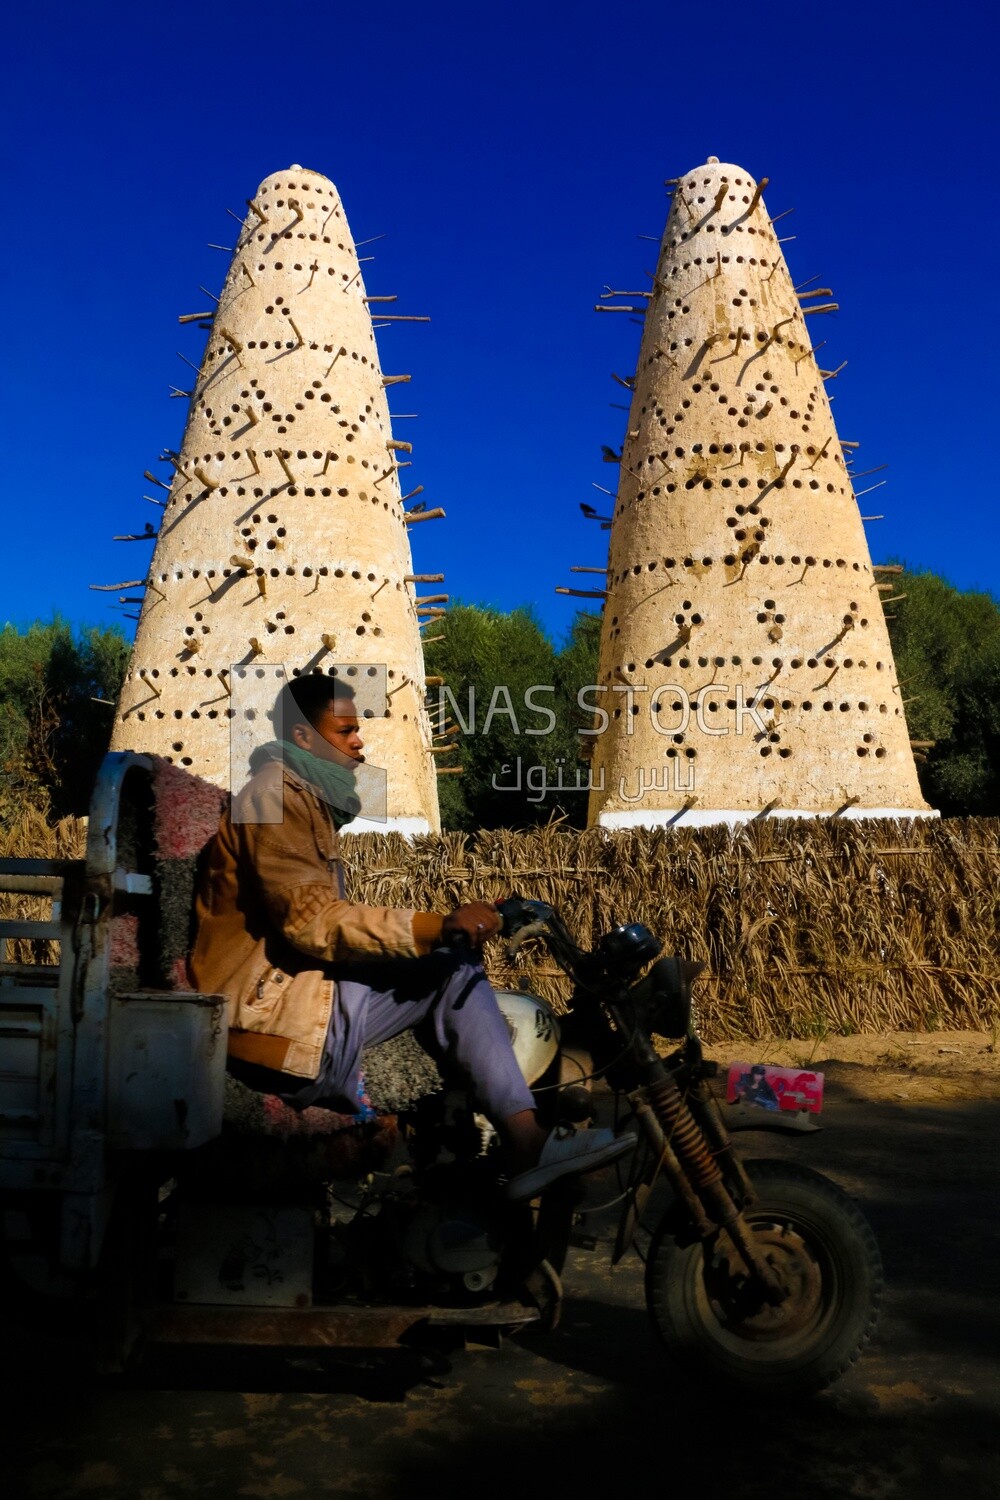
[190,673,633,1201]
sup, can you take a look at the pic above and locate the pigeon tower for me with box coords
[585,156,932,828]
[109,167,442,833]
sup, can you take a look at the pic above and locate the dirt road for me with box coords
[6,1033,999,1500]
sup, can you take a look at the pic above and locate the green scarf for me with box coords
[252,740,362,829]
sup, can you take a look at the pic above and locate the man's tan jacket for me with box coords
[191,757,443,1079]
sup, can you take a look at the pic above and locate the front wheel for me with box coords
[645,1159,883,1398]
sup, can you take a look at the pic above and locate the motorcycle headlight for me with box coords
[632,955,704,1037]
[599,923,663,977]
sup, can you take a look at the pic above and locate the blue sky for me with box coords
[2,0,996,647]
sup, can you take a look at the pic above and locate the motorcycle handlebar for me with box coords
[495,895,555,936]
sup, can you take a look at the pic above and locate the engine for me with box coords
[340,991,561,1300]
[400,1198,506,1292]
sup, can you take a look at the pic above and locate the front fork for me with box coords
[625,1031,787,1305]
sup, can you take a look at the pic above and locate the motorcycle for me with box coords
[0,758,882,1397]
[148,896,880,1398]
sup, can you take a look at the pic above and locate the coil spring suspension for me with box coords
[645,1069,788,1303]
[645,1071,721,1189]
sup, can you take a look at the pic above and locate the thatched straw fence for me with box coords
[343,818,1000,1041]
[0,805,86,966]
[0,804,86,866]
[3,808,999,1041]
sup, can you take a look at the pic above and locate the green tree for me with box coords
[0,619,129,820]
[885,570,1000,815]
[424,605,600,829]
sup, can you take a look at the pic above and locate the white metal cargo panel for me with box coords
[107,992,227,1150]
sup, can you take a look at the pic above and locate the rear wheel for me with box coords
[645,1159,882,1398]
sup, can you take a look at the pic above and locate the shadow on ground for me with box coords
[5,1081,999,1500]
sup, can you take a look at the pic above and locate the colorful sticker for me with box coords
[726,1063,824,1114]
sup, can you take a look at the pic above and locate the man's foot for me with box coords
[506,1124,635,1201]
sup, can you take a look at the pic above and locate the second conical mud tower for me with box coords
[586,156,931,828]
[110,167,441,832]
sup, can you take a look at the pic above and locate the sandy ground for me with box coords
[5,1031,1000,1500]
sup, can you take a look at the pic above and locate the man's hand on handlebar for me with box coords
[440,902,502,952]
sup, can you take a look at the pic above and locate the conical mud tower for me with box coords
[110,167,441,832]
[586,157,932,828]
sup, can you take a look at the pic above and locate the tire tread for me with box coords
[645,1157,883,1399]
